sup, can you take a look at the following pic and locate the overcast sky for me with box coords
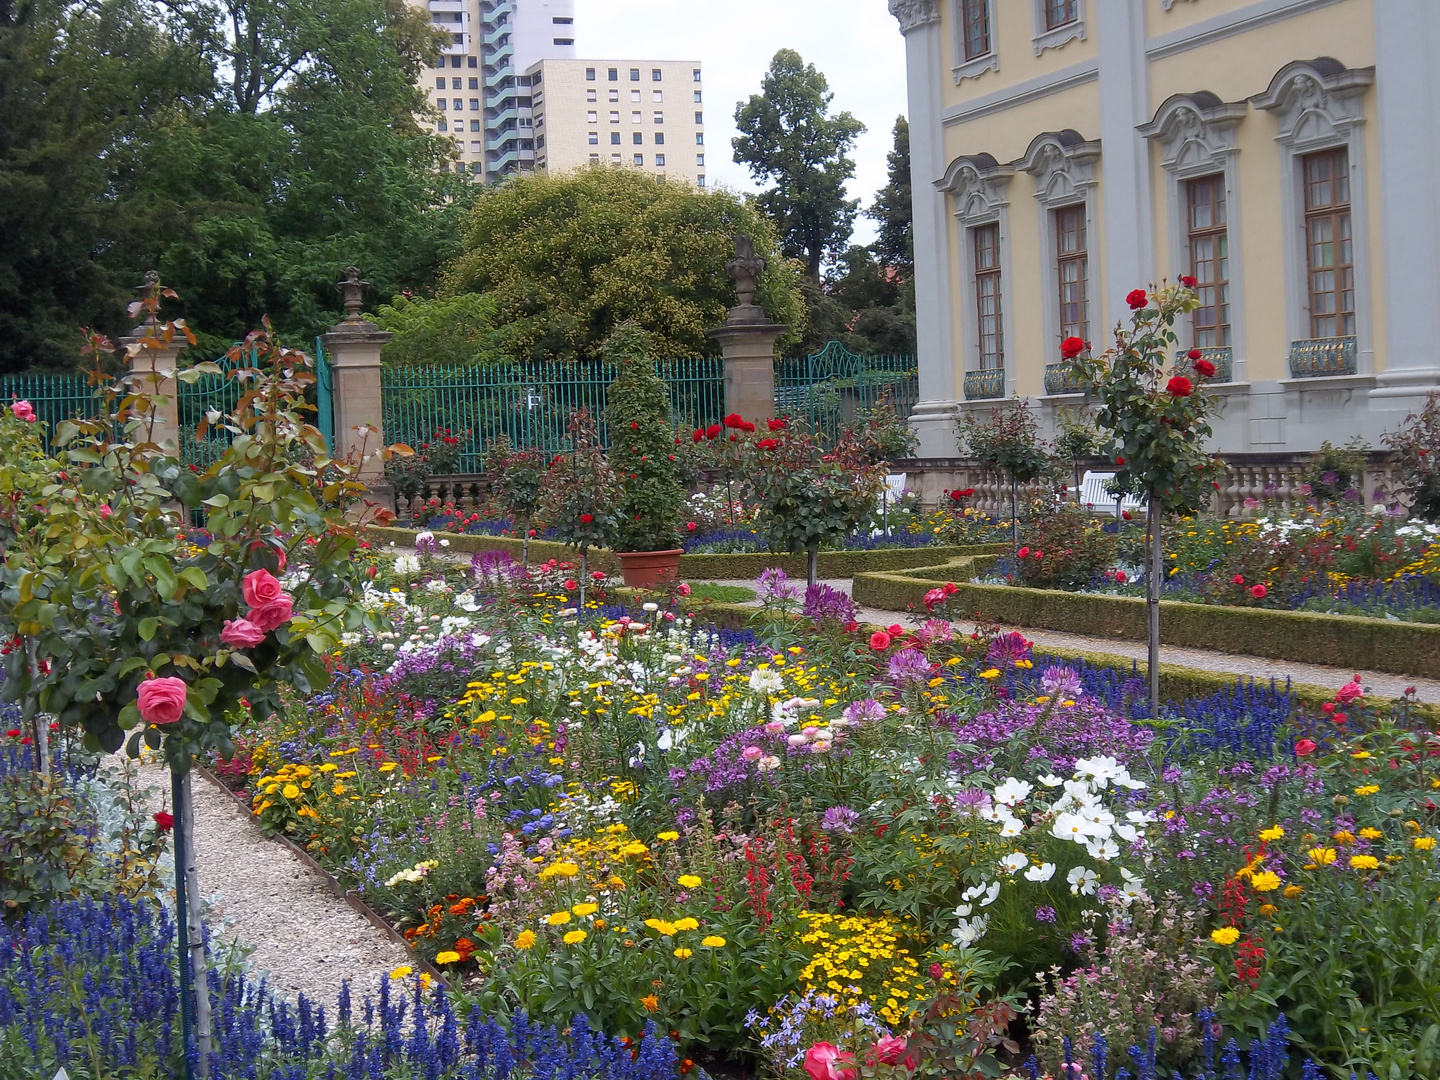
[577,0,909,244]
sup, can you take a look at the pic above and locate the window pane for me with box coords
[962,0,990,59]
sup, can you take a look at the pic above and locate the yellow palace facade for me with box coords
[889,0,1440,456]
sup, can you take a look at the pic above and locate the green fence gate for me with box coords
[0,373,102,454]
[773,342,919,446]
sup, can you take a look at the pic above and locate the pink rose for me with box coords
[1335,680,1363,705]
[137,677,187,726]
[220,618,267,648]
[99,505,113,519]
[241,568,285,607]
[247,595,294,633]
[676,583,691,597]
[10,400,35,423]
[872,1036,913,1069]
[803,1044,856,1080]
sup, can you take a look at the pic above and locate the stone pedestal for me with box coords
[709,315,787,426]
[119,335,183,452]
[320,268,392,486]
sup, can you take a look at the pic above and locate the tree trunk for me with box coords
[1010,474,1019,545]
[806,541,819,588]
[1072,462,1082,505]
[172,770,213,1077]
[26,639,48,778]
[521,521,530,567]
[1147,495,1162,713]
[578,552,588,613]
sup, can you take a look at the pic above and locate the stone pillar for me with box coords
[320,267,392,485]
[889,0,959,457]
[1369,0,1440,412]
[119,272,182,452]
[708,236,788,425]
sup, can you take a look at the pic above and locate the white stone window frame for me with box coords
[951,0,999,84]
[1252,59,1377,373]
[1139,92,1249,381]
[1018,131,1101,360]
[938,155,1017,396]
[1032,0,1085,56]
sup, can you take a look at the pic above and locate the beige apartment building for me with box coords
[526,59,709,186]
[890,0,1440,457]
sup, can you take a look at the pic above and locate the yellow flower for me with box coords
[1307,847,1338,865]
[1258,825,1284,843]
[701,935,726,947]
[282,784,301,800]
[389,965,413,980]
[515,930,537,950]
[1358,827,1383,840]
[546,911,572,925]
[568,902,597,917]
[1350,855,1380,870]
[563,930,588,944]
[1251,871,1281,892]
[1333,830,1357,845]
[378,762,397,773]
[1210,927,1240,945]
[1282,885,1303,899]
[538,861,580,880]
[678,875,702,889]
[644,918,677,936]
[1415,837,1436,850]
[619,842,650,857]
[674,917,699,931]
[640,994,659,1012]
[657,831,679,841]
[673,947,693,959]
[434,951,462,965]
[978,669,1001,680]
[1258,904,1277,916]
[1354,785,1380,796]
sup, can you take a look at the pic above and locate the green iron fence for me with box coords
[382,357,726,472]
[774,342,919,445]
[0,372,102,453]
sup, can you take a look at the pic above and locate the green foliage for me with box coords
[733,49,866,279]
[483,436,547,529]
[1303,438,1369,503]
[959,401,1051,485]
[869,117,913,278]
[0,282,390,771]
[604,325,686,553]
[1053,409,1100,464]
[538,410,620,557]
[1385,394,1440,521]
[386,426,469,498]
[857,394,919,464]
[744,424,883,559]
[1015,506,1120,590]
[442,168,803,362]
[0,772,104,916]
[373,293,503,366]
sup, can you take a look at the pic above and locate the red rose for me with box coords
[137,676,188,726]
[1294,738,1316,757]
[692,429,703,443]
[869,631,891,651]
[1232,574,1245,585]
[1250,584,1267,599]
[1114,570,1127,583]
[1032,550,1044,560]
[1193,359,1217,378]
[887,624,903,636]
[564,579,578,590]
[1180,275,1197,288]
[706,424,721,439]
[1060,336,1086,359]
[153,810,174,832]
[1017,546,1030,559]
[1116,456,1125,465]
[768,419,786,431]
[3,729,18,738]
[1187,348,1202,360]
[580,513,594,524]
[1321,702,1334,714]
[1121,510,1132,521]
[723,413,743,429]
[1126,288,1149,310]
[629,421,638,430]
[241,569,285,607]
[1166,375,1193,397]
[958,487,974,497]
[686,521,697,531]
[756,438,778,450]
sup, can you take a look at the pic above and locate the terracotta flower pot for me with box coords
[615,548,684,588]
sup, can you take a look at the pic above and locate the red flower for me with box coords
[629,421,638,430]
[1116,456,1125,466]
[564,579,578,591]
[887,624,903,637]
[1193,359,1217,378]
[767,418,786,431]
[153,810,174,832]
[3,729,18,738]
[1321,702,1334,714]
[686,521,697,531]
[1113,569,1127,583]
[1126,288,1149,310]
[1294,738,1316,757]
[1060,336,1086,359]
[1121,510,1132,521]
[1232,574,1245,585]
[1032,549,1044,560]
[942,582,957,595]
[706,424,721,439]
[739,420,756,433]
[1017,546,1030,559]
[1166,375,1193,397]
[723,413,744,429]
[692,429,703,443]
[580,513,594,524]
[1187,348,1202,360]
[869,631,891,651]
[756,438,778,450]
[1180,275,1197,288]
[1250,584,1267,599]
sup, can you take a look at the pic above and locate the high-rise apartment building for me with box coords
[416,0,576,177]
[525,59,706,187]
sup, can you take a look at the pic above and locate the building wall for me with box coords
[893,0,1440,459]
[526,59,707,186]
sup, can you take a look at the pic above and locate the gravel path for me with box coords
[134,757,412,1009]
[699,577,1440,703]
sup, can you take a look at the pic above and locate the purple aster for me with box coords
[1034,906,1057,923]
[820,806,860,833]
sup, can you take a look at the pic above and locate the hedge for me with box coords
[853,564,1440,679]
[367,527,1006,581]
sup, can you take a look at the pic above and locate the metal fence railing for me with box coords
[0,373,102,454]
[774,342,919,445]
[381,357,726,472]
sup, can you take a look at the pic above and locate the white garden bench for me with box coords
[1079,471,1148,517]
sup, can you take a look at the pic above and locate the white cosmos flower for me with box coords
[1038,773,1065,788]
[951,915,989,947]
[656,726,691,750]
[953,903,973,918]
[1052,813,1094,844]
[1000,852,1029,874]
[1126,810,1157,824]
[979,881,1000,907]
[1112,823,1139,843]
[1024,862,1057,882]
[1067,866,1099,895]
[1079,805,1116,833]
[998,814,1025,838]
[1073,755,1123,787]
[993,778,1033,806]
[1085,837,1121,861]
[960,884,987,903]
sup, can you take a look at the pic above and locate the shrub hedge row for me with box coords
[852,565,1440,679]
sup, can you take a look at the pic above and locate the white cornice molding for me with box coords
[935,154,1015,221]
[889,0,941,33]
[941,59,1097,126]
[1147,0,1348,61]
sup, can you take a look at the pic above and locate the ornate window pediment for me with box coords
[1139,92,1247,174]
[1252,57,1374,147]
[1017,130,1100,206]
[936,153,1014,221]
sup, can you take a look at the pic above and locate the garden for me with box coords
[3,282,1440,1080]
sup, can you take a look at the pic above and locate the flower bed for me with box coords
[221,549,1437,1077]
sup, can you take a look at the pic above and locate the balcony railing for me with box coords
[1173,345,1233,383]
[1289,337,1356,378]
[1042,363,1086,395]
[963,368,1004,400]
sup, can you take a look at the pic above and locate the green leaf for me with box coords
[202,493,231,509]
[170,470,202,507]
[137,617,159,642]
[178,567,209,591]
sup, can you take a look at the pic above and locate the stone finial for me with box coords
[724,235,766,312]
[337,266,369,323]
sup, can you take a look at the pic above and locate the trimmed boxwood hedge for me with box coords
[852,565,1440,679]
[367,527,1006,582]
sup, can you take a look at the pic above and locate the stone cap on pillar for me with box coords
[719,234,783,327]
[322,266,392,343]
